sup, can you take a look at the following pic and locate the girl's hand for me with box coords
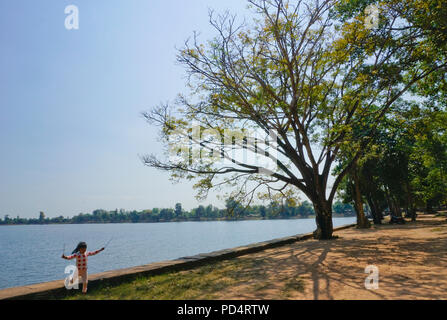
[61,254,66,259]
[101,247,105,251]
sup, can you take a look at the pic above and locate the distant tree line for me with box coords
[0,200,355,225]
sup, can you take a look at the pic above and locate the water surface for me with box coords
[0,217,355,289]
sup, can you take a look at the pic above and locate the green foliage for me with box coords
[142,0,446,238]
[336,103,447,217]
[0,200,356,225]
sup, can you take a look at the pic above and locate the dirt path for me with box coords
[214,214,447,300]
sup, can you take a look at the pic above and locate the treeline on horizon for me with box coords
[0,199,355,225]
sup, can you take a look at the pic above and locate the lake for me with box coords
[0,217,355,289]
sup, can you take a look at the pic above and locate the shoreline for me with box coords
[63,213,447,300]
[4,214,446,300]
[0,214,355,227]
[0,223,356,299]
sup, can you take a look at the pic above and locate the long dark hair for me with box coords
[72,242,87,254]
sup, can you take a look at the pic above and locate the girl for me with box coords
[62,242,104,294]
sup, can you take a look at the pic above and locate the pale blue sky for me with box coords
[0,0,252,218]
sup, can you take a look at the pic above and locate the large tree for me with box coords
[143,0,447,239]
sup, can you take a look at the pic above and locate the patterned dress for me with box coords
[64,249,102,271]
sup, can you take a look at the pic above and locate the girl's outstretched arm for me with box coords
[62,254,76,260]
[87,248,105,256]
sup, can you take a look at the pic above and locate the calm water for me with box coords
[0,217,355,289]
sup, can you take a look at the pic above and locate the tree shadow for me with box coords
[230,217,447,299]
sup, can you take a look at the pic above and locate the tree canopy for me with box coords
[143,0,447,239]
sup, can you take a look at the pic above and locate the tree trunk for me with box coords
[385,187,401,218]
[392,198,402,217]
[410,208,417,221]
[406,181,417,221]
[367,196,382,225]
[407,198,417,222]
[312,200,334,240]
[426,200,435,214]
[353,169,371,229]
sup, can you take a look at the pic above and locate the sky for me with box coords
[0,0,253,218]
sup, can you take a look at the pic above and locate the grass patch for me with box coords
[60,257,272,300]
[250,282,272,292]
[430,227,447,233]
[281,276,305,298]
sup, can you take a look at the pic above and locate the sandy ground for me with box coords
[215,214,447,300]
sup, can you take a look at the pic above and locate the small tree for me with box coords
[175,203,183,218]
